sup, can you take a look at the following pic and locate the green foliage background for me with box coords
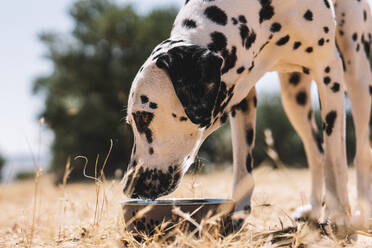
[33,0,178,181]
[0,154,5,181]
[34,0,368,182]
[201,95,360,170]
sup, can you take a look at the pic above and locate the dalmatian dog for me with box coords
[123,0,372,231]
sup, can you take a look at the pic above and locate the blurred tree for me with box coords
[255,94,310,167]
[201,94,309,168]
[202,93,362,169]
[0,153,5,181]
[254,95,359,167]
[33,0,177,182]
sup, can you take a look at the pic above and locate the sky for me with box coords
[0,1,75,164]
[2,0,360,178]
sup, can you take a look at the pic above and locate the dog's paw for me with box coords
[293,204,313,222]
[317,222,355,240]
[232,218,245,231]
[293,204,321,223]
[223,217,245,235]
[222,208,250,235]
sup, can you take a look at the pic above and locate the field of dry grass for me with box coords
[0,165,371,247]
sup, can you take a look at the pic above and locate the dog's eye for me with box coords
[132,111,154,133]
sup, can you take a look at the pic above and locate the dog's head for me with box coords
[123,43,232,199]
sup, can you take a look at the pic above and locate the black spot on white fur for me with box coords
[208,32,227,52]
[204,6,227,26]
[149,102,158,109]
[306,47,313,53]
[141,95,149,104]
[221,46,238,74]
[132,111,154,143]
[323,76,331,85]
[238,15,247,23]
[293,41,302,49]
[318,38,325,46]
[296,91,307,106]
[220,112,228,124]
[289,72,301,86]
[231,99,249,116]
[246,128,254,146]
[302,67,310,74]
[331,83,340,92]
[237,66,245,74]
[270,22,281,32]
[258,0,275,23]
[182,19,197,29]
[324,111,337,136]
[304,10,313,21]
[276,35,290,46]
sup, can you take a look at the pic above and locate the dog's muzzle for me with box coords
[123,165,182,200]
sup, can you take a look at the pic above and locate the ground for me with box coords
[0,166,371,247]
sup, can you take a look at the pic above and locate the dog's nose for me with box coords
[123,165,182,200]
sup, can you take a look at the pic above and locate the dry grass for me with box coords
[0,165,371,247]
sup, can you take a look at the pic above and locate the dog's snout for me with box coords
[123,165,182,200]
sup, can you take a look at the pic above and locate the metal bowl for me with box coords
[122,198,235,235]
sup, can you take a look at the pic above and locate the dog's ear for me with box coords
[156,45,223,127]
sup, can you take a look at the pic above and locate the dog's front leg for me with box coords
[229,88,257,224]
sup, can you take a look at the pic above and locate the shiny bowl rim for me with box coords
[121,198,234,206]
